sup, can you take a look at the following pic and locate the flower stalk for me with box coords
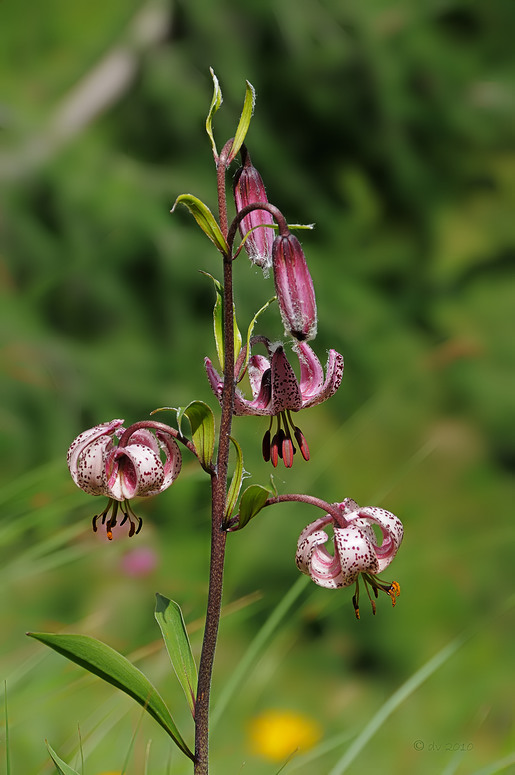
[193,139,235,775]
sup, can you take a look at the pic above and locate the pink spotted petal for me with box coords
[295,516,333,575]
[108,444,164,500]
[333,524,379,584]
[124,428,161,455]
[348,507,404,572]
[151,433,182,494]
[205,357,223,403]
[74,434,114,496]
[205,356,270,416]
[248,355,271,400]
[270,346,303,413]
[67,419,124,486]
[296,342,324,397]
[299,346,344,409]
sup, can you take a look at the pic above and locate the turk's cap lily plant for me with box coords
[67,419,182,538]
[296,498,403,618]
[205,338,344,467]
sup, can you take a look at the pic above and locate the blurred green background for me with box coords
[1,0,514,773]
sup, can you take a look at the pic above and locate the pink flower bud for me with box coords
[233,153,274,272]
[272,232,317,342]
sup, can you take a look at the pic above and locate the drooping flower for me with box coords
[296,498,403,618]
[272,231,317,342]
[67,419,182,539]
[233,150,275,272]
[205,338,343,467]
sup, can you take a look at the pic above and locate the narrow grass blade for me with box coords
[28,632,194,761]
[46,742,81,775]
[211,575,309,729]
[4,683,10,775]
[327,632,469,775]
[155,594,198,718]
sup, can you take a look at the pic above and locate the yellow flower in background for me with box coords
[248,709,322,761]
[96,771,121,775]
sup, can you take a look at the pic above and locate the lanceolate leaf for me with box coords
[28,632,194,761]
[206,67,223,158]
[238,484,272,529]
[171,194,229,256]
[239,296,276,378]
[201,271,242,371]
[228,80,256,163]
[225,437,244,522]
[155,594,198,718]
[182,401,215,470]
[46,743,81,775]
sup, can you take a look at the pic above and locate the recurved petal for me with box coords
[296,342,324,397]
[270,346,303,413]
[301,348,344,408]
[248,354,271,399]
[333,524,380,584]
[295,516,333,575]
[108,444,164,500]
[73,434,114,495]
[151,433,182,494]
[205,357,224,402]
[349,507,404,572]
[67,419,124,482]
[124,428,161,455]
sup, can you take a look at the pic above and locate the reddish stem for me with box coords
[194,139,234,775]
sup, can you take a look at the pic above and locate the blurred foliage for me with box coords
[1,0,514,773]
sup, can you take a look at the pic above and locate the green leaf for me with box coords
[237,296,276,379]
[227,80,256,163]
[182,400,215,470]
[28,632,194,761]
[201,271,242,371]
[225,437,244,522]
[206,67,223,158]
[155,594,198,718]
[237,484,272,529]
[171,194,228,256]
[46,742,81,775]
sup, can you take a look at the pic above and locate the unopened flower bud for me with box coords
[272,232,317,342]
[234,151,274,272]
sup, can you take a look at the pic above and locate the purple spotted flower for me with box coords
[296,498,403,618]
[67,419,182,539]
[205,338,344,467]
[234,150,274,272]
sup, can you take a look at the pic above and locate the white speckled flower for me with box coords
[296,498,403,618]
[205,338,344,467]
[67,419,182,538]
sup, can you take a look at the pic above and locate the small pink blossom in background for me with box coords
[120,546,159,577]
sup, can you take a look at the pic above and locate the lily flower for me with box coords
[295,498,403,618]
[205,338,344,467]
[67,419,182,539]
